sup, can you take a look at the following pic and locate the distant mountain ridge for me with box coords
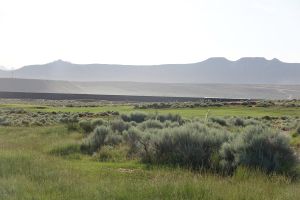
[1,57,300,84]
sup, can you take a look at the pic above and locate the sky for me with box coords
[0,0,299,69]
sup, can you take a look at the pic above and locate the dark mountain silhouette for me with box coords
[1,57,300,84]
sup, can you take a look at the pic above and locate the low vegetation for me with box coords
[79,112,298,176]
[134,99,300,109]
[1,99,300,199]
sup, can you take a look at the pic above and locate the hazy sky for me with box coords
[0,0,299,69]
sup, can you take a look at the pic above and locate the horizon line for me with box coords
[1,56,298,70]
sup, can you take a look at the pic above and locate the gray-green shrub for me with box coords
[104,133,123,146]
[244,118,260,126]
[110,119,130,133]
[79,120,93,134]
[60,114,79,131]
[91,118,105,128]
[149,123,230,169]
[124,127,158,161]
[121,111,148,123]
[80,126,111,154]
[233,118,245,127]
[155,113,184,124]
[139,119,164,130]
[124,127,142,153]
[220,126,297,174]
[0,117,10,126]
[210,117,227,126]
[77,113,298,175]
[297,125,300,135]
[163,120,180,128]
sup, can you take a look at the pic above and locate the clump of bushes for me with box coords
[154,113,184,124]
[98,110,119,117]
[110,119,130,133]
[0,107,115,127]
[78,118,107,134]
[133,100,293,110]
[124,127,158,162]
[262,115,273,120]
[256,101,275,107]
[80,113,298,176]
[79,120,94,134]
[80,124,125,155]
[244,118,260,126]
[151,123,230,169]
[139,119,164,130]
[233,117,245,127]
[81,126,111,154]
[163,120,180,128]
[210,117,227,126]
[134,100,227,109]
[121,111,148,123]
[220,126,297,174]
[120,112,184,125]
[0,117,10,126]
[21,119,30,126]
[60,114,79,131]
[297,125,300,135]
[105,133,123,146]
[91,118,105,127]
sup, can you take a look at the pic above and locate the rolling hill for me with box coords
[0,78,299,99]
[0,69,9,77]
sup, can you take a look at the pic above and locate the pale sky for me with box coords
[0,0,299,69]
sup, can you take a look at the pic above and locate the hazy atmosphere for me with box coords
[1,1,300,200]
[0,0,300,69]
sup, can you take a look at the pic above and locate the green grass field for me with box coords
[1,103,300,117]
[1,102,300,199]
[1,126,300,200]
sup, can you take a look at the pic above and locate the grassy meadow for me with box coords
[1,102,300,117]
[1,99,300,199]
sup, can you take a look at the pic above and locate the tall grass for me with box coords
[1,118,300,199]
[1,151,299,200]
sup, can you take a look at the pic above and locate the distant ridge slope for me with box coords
[0,78,299,99]
[2,57,300,84]
[0,69,10,78]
